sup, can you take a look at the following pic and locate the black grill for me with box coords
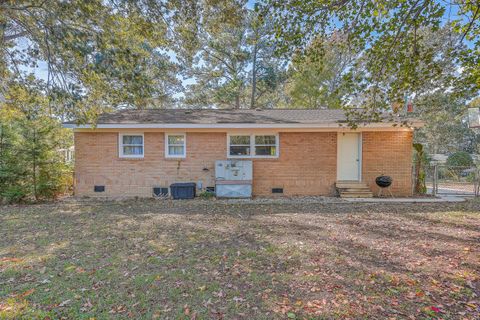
[375,176,393,188]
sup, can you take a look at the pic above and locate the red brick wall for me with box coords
[253,132,337,196]
[362,131,413,196]
[74,130,412,197]
[74,132,226,197]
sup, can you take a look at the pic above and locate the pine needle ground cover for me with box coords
[1,200,479,319]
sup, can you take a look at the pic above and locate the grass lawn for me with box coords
[1,199,479,319]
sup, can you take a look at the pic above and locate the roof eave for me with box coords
[63,122,421,129]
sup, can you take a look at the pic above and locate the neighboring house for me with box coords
[64,109,421,198]
[58,146,75,163]
[429,153,480,165]
[429,154,449,164]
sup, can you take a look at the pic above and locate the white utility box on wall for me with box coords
[215,160,253,198]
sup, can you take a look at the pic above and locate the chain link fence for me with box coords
[423,165,480,196]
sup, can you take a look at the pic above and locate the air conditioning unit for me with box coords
[215,160,252,198]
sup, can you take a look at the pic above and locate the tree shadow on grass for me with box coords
[39,197,480,217]
[1,200,479,318]
[336,215,480,247]
[253,215,480,317]
[398,211,480,232]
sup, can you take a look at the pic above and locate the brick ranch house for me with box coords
[64,109,421,198]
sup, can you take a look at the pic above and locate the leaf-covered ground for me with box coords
[1,199,479,319]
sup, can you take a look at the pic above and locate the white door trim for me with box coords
[337,132,362,181]
[358,132,362,181]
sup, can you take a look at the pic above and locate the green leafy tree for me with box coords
[265,0,480,122]
[0,111,26,202]
[0,80,72,203]
[470,97,480,108]
[1,0,193,121]
[182,1,251,108]
[286,33,357,109]
[246,10,287,109]
[447,151,474,167]
[183,11,250,108]
[182,2,286,109]
[404,27,480,154]
[414,92,479,154]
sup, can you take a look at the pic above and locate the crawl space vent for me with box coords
[153,187,169,197]
[94,185,105,192]
[272,188,283,194]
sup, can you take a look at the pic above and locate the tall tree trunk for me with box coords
[250,41,258,109]
[0,124,4,169]
[235,94,240,109]
[0,124,3,151]
[32,127,38,201]
[413,143,426,194]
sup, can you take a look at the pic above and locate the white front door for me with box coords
[337,133,361,181]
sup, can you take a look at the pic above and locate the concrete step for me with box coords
[342,187,372,192]
[336,181,369,189]
[336,180,373,198]
[340,191,374,198]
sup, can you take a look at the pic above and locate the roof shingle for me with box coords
[78,108,352,124]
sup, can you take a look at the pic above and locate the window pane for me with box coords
[123,135,143,145]
[168,135,184,144]
[255,135,276,145]
[123,146,143,155]
[168,146,184,155]
[230,135,250,145]
[229,146,250,156]
[255,146,276,156]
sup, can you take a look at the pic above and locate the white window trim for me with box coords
[165,133,186,158]
[227,134,251,158]
[118,133,144,158]
[227,133,279,159]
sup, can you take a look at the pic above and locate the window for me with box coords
[229,135,251,156]
[255,135,277,156]
[119,133,144,158]
[165,133,186,158]
[228,134,278,158]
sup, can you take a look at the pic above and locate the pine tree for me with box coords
[0,81,73,203]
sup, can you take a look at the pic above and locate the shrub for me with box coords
[199,190,215,199]
[37,163,73,200]
[446,151,473,167]
[0,102,74,203]
[1,186,27,204]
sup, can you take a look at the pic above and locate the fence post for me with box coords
[433,164,438,196]
[476,168,480,197]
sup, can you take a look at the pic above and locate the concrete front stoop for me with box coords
[336,181,373,198]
